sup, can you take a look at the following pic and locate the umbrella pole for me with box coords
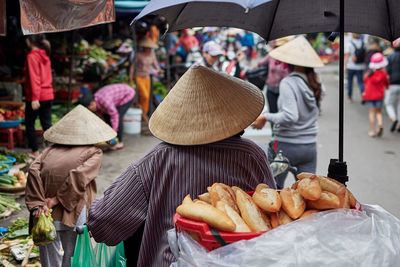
[328,0,348,185]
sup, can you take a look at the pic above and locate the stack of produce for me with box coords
[0,194,21,216]
[0,218,40,266]
[0,108,24,122]
[176,172,358,233]
[0,172,26,189]
[0,149,30,164]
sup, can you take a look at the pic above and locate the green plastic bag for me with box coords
[71,225,126,267]
[32,212,57,246]
[95,241,126,267]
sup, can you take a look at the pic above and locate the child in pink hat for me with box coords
[363,52,389,137]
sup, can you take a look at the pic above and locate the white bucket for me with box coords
[123,108,142,135]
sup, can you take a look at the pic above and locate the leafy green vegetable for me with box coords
[4,218,29,239]
[0,148,29,164]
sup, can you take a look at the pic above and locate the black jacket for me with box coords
[387,50,400,85]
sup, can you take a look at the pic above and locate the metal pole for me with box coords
[327,0,348,184]
[339,0,344,162]
[67,31,76,111]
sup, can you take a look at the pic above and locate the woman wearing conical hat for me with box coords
[25,105,116,267]
[252,36,324,189]
[87,65,275,267]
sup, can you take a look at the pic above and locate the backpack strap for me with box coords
[290,73,310,88]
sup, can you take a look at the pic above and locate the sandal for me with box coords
[368,131,376,137]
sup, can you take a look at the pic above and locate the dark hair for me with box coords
[26,34,51,56]
[305,68,322,108]
[78,93,94,107]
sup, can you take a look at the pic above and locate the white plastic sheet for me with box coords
[169,205,400,267]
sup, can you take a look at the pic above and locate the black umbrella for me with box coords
[134,0,400,184]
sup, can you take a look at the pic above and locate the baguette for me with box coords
[300,209,319,219]
[291,181,299,190]
[209,183,239,213]
[348,190,357,208]
[280,188,306,219]
[176,202,236,232]
[324,177,358,208]
[198,192,211,204]
[317,176,345,195]
[336,186,350,209]
[182,194,193,205]
[193,199,211,205]
[252,184,281,212]
[216,201,251,232]
[235,187,271,232]
[296,172,315,180]
[306,191,341,210]
[297,176,322,201]
[270,210,293,228]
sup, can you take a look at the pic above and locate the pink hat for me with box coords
[369,52,388,70]
[203,41,224,56]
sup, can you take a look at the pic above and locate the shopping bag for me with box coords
[71,225,126,267]
[31,212,57,246]
[95,241,126,267]
[71,225,96,267]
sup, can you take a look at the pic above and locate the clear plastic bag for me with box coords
[169,205,400,267]
[31,213,57,246]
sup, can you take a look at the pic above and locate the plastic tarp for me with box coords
[0,0,5,36]
[19,0,115,35]
[115,1,149,15]
[168,205,400,267]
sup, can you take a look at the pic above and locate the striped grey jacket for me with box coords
[88,137,275,267]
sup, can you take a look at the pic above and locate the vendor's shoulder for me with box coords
[215,137,266,157]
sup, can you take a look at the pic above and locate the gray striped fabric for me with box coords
[88,137,275,267]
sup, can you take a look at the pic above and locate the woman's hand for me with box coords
[252,115,267,129]
[34,205,49,218]
[45,197,59,209]
[31,101,40,110]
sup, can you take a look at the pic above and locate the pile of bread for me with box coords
[176,172,358,233]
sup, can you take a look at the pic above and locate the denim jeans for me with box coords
[347,69,364,99]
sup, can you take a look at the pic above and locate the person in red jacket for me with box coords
[363,52,389,137]
[25,34,54,158]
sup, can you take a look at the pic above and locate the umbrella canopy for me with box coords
[134,0,400,41]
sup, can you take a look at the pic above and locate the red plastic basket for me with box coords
[174,191,266,251]
[173,213,266,251]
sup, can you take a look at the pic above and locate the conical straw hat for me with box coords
[269,36,324,68]
[44,105,117,145]
[149,65,264,145]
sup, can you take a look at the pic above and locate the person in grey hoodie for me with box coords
[252,36,324,188]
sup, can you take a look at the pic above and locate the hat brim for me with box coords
[369,59,388,70]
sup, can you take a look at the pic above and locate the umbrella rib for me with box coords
[170,3,188,31]
[384,0,393,41]
[265,0,281,41]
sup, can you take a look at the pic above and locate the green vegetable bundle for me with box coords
[0,174,18,187]
[32,213,57,246]
[0,193,21,213]
[0,148,29,164]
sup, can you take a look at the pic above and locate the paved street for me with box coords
[98,63,400,218]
